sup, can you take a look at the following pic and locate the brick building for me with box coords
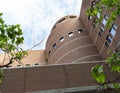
[0,0,120,93]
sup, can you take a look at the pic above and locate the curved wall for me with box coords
[46,15,102,64]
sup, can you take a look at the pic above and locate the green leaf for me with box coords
[113,83,120,90]
[91,65,106,84]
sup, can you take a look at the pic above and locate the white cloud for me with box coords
[0,0,82,50]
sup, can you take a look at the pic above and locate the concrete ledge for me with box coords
[26,85,99,93]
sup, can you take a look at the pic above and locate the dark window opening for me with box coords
[100,25,104,32]
[68,32,74,37]
[17,65,22,67]
[78,29,83,33]
[26,64,30,66]
[53,43,57,48]
[109,24,117,37]
[34,63,39,66]
[105,41,110,48]
[69,16,76,18]
[48,51,51,56]
[59,18,66,23]
[106,35,112,43]
[59,37,64,42]
[105,35,112,48]
[88,15,92,20]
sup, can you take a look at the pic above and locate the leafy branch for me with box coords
[91,52,120,92]
[86,0,120,27]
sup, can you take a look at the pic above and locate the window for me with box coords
[58,18,66,23]
[106,35,112,43]
[105,41,110,48]
[53,43,57,48]
[105,35,112,47]
[34,63,39,66]
[100,25,104,32]
[78,29,83,33]
[88,1,96,20]
[88,15,92,20]
[109,24,117,37]
[48,51,51,56]
[26,64,30,66]
[69,16,76,18]
[17,65,22,67]
[102,15,108,26]
[97,12,100,19]
[68,32,74,37]
[59,37,64,42]
[98,32,102,36]
[91,1,96,8]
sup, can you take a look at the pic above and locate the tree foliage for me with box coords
[86,0,120,27]
[86,0,120,92]
[0,13,28,83]
[91,52,120,92]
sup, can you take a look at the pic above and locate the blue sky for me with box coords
[0,0,82,50]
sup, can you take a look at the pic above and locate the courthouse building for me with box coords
[0,0,120,93]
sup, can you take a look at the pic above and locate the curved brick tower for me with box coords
[46,15,102,64]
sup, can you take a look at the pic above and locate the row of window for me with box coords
[48,29,83,56]
[6,63,41,68]
[52,16,77,31]
[105,24,117,48]
[89,0,118,48]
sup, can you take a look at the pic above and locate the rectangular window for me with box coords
[88,15,92,20]
[106,35,112,43]
[34,63,39,66]
[100,25,104,32]
[97,12,100,19]
[68,32,74,37]
[102,15,108,26]
[59,37,64,42]
[26,64,30,66]
[105,35,112,47]
[109,24,117,37]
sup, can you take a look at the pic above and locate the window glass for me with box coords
[109,24,117,37]
[102,19,107,26]
[78,29,83,33]
[59,37,64,42]
[100,26,104,32]
[53,43,57,48]
[110,28,116,37]
[102,15,108,26]
[107,36,112,43]
[113,24,117,29]
[88,15,92,20]
[68,32,74,37]
[97,12,100,19]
